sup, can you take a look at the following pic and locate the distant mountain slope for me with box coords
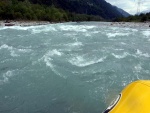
[141,9,150,14]
[114,6,130,17]
[29,0,124,19]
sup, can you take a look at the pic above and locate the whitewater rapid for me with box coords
[0,22,150,113]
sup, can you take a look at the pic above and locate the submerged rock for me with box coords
[5,23,15,26]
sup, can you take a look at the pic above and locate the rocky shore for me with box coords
[0,20,150,29]
[110,22,150,28]
[0,20,51,27]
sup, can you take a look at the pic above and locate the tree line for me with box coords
[115,12,150,22]
[0,0,103,22]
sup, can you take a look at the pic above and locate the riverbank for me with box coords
[0,20,52,27]
[110,22,150,28]
[0,20,150,29]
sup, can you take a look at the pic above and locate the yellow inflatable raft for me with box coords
[103,80,150,113]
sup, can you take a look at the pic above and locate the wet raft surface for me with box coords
[0,22,150,113]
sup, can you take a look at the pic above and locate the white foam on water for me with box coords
[92,31,100,34]
[18,48,32,53]
[131,29,138,32]
[63,33,77,36]
[41,49,67,78]
[136,49,150,58]
[122,28,130,30]
[0,26,34,31]
[142,30,150,37]
[31,25,57,34]
[123,27,138,32]
[50,49,62,56]
[0,25,57,34]
[112,52,129,59]
[0,44,32,57]
[120,42,127,45]
[69,56,106,67]
[0,44,12,50]
[134,64,143,79]
[110,27,119,31]
[113,48,124,51]
[0,70,14,85]
[134,64,142,73]
[121,81,128,87]
[85,78,98,83]
[59,25,95,32]
[144,70,150,74]
[67,42,83,47]
[107,32,130,38]
[0,44,18,57]
[60,25,86,32]
[84,33,91,37]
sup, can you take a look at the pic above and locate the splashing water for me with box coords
[0,22,150,113]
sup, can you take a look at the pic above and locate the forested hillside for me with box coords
[29,0,123,19]
[0,0,104,21]
[114,6,130,17]
[0,0,125,21]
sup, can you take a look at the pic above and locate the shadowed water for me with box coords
[0,22,150,113]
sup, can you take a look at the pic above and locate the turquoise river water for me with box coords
[0,22,150,113]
